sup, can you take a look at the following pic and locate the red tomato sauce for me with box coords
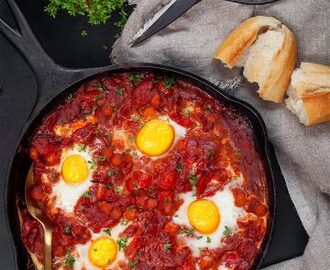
[20,72,269,269]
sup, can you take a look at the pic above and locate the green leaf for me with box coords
[117,88,125,97]
[164,75,176,89]
[103,228,112,236]
[163,243,172,250]
[117,238,128,251]
[64,225,71,234]
[83,191,91,198]
[98,155,106,161]
[176,162,182,174]
[81,30,88,37]
[128,260,138,268]
[64,249,75,267]
[206,236,212,243]
[128,73,142,82]
[188,174,198,186]
[223,226,232,237]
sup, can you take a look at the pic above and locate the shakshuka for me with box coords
[19,71,270,270]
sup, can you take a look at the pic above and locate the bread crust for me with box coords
[288,62,330,126]
[213,16,282,68]
[302,91,330,125]
[258,25,297,103]
[213,16,297,103]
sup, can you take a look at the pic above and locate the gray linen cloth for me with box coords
[112,0,330,269]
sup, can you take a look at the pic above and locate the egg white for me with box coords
[51,144,96,213]
[173,184,245,256]
[74,222,130,270]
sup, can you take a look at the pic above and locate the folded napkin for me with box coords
[112,0,330,269]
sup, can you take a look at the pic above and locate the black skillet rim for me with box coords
[5,63,276,270]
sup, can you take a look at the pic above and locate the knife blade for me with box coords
[131,0,202,46]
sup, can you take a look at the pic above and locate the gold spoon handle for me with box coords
[43,225,52,270]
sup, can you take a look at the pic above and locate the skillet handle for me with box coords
[0,0,110,109]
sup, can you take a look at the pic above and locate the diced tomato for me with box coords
[151,93,160,107]
[232,188,246,207]
[164,222,180,235]
[124,208,137,220]
[111,153,123,166]
[199,255,216,269]
[159,171,176,190]
[101,103,114,116]
[97,201,113,215]
[143,106,157,118]
[145,198,158,210]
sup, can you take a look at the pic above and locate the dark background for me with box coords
[0,0,308,269]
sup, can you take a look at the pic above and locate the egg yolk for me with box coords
[88,237,117,267]
[61,154,89,184]
[136,119,175,157]
[188,199,220,234]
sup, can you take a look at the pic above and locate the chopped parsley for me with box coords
[88,159,97,170]
[83,191,91,198]
[176,162,182,174]
[98,155,106,162]
[66,93,73,102]
[130,137,136,143]
[179,227,195,236]
[164,75,176,89]
[77,143,87,152]
[163,243,172,250]
[96,82,107,91]
[103,228,112,236]
[128,260,138,268]
[107,170,114,176]
[114,186,123,195]
[102,45,108,51]
[128,73,142,82]
[106,183,114,189]
[206,236,212,243]
[197,235,203,239]
[188,174,198,186]
[117,238,128,251]
[93,93,104,101]
[206,150,214,158]
[44,0,128,26]
[121,219,128,225]
[80,30,88,37]
[117,88,125,96]
[128,205,136,210]
[64,249,75,267]
[223,226,232,237]
[64,225,71,234]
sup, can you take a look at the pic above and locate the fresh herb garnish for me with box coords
[77,143,87,152]
[66,93,73,102]
[130,137,136,143]
[117,88,125,96]
[164,75,176,89]
[44,0,128,26]
[179,227,195,236]
[128,260,138,268]
[103,228,112,236]
[114,186,123,195]
[197,235,203,239]
[121,219,128,225]
[117,238,128,251]
[93,93,104,101]
[96,82,107,91]
[128,73,142,82]
[64,249,75,267]
[83,191,91,198]
[206,236,212,243]
[223,226,232,237]
[80,30,88,37]
[88,159,97,170]
[64,225,71,234]
[176,162,182,174]
[206,150,214,158]
[98,155,106,162]
[188,174,198,186]
[108,170,114,176]
[102,45,108,51]
[163,243,172,250]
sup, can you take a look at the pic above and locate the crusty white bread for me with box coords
[213,16,297,103]
[285,62,330,126]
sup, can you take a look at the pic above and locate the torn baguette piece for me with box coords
[285,62,330,126]
[214,16,297,103]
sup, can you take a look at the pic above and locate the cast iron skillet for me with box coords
[0,0,276,269]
